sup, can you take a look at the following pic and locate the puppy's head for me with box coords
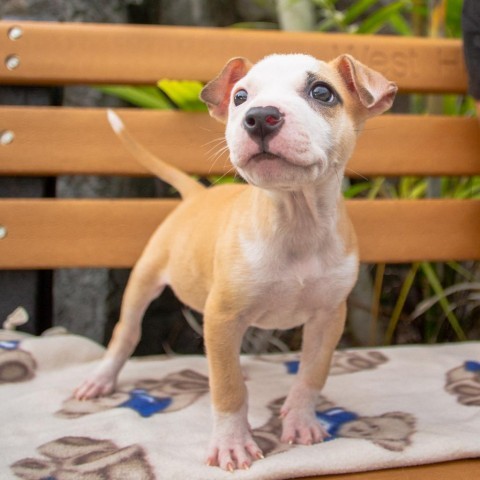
[201,54,396,190]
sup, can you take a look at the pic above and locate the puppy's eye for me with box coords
[234,89,248,106]
[310,83,336,104]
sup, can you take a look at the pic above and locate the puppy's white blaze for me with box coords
[107,109,124,134]
[251,54,322,83]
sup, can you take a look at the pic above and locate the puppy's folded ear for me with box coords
[200,57,252,123]
[334,54,397,118]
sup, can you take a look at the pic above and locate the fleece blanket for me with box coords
[0,328,479,480]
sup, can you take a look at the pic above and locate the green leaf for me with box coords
[457,184,480,199]
[387,11,412,35]
[367,177,386,199]
[408,180,427,199]
[396,177,427,199]
[357,1,410,34]
[207,175,241,185]
[343,0,382,25]
[98,85,173,109]
[446,261,476,282]
[316,17,339,32]
[399,176,414,198]
[445,0,463,38]
[443,177,480,199]
[157,79,207,112]
[384,262,420,345]
[419,262,467,341]
[371,262,386,345]
[343,182,372,198]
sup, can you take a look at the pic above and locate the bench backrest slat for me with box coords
[0,22,466,93]
[0,199,478,268]
[1,108,479,177]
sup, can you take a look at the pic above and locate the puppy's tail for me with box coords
[107,109,205,199]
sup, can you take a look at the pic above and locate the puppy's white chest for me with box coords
[240,236,357,329]
[289,256,324,287]
[241,234,350,285]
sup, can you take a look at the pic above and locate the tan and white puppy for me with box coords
[74,53,397,471]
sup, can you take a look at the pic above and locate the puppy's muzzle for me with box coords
[243,106,284,142]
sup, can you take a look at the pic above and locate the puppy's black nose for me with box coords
[243,106,284,140]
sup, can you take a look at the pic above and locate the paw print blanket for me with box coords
[0,329,479,479]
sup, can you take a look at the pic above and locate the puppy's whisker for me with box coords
[208,148,229,167]
[203,136,227,149]
[205,143,226,156]
[199,125,226,134]
[344,167,370,182]
[334,166,341,187]
[203,139,227,156]
[203,134,225,143]
[209,144,229,159]
[210,165,237,186]
[206,141,228,158]
[208,146,230,175]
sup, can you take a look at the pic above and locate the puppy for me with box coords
[75,53,396,471]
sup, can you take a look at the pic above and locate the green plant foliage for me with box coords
[351,169,479,344]
[419,262,468,341]
[97,85,173,109]
[445,0,463,37]
[232,0,414,34]
[98,80,206,111]
[354,1,412,34]
[311,0,413,34]
[157,80,207,112]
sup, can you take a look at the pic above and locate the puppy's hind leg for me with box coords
[74,256,166,400]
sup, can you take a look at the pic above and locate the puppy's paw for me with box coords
[73,361,118,400]
[206,409,264,471]
[280,406,329,445]
[74,377,116,401]
[206,434,263,471]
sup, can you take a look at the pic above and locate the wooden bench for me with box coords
[0,21,479,479]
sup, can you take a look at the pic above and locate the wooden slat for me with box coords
[348,200,480,262]
[0,199,478,268]
[0,107,224,177]
[0,21,467,93]
[305,459,480,480]
[1,107,479,177]
[353,115,480,178]
[0,199,179,269]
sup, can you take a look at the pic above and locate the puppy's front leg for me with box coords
[281,303,347,445]
[204,299,263,471]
